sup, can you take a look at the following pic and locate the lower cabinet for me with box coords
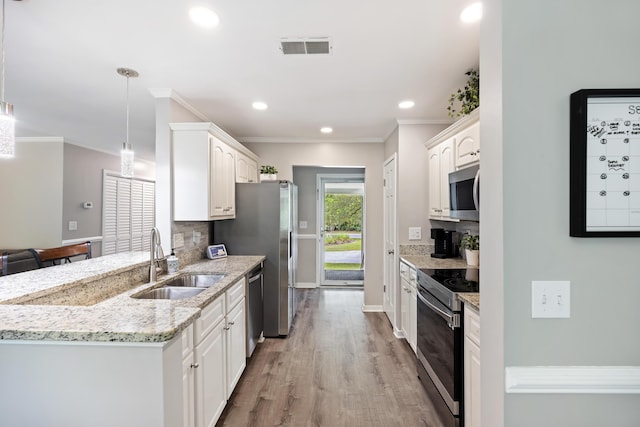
[191,277,246,427]
[399,260,417,353]
[464,304,481,427]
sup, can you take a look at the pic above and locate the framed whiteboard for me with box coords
[570,89,640,236]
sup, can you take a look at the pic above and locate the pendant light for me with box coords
[0,0,15,158]
[117,67,138,177]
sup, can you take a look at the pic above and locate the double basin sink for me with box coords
[133,274,226,300]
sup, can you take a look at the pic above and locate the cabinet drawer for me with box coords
[464,305,480,347]
[195,295,225,344]
[181,323,194,360]
[226,277,245,311]
[400,261,410,280]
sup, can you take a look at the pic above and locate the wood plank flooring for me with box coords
[217,288,444,427]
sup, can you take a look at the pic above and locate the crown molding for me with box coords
[148,88,209,122]
[237,136,384,144]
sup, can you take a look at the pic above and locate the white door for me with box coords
[383,155,397,325]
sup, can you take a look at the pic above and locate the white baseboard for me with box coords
[295,282,317,289]
[505,366,640,394]
[361,304,383,312]
[393,329,405,339]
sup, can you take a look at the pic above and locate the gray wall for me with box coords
[245,142,384,308]
[0,138,64,248]
[482,0,640,425]
[292,166,365,285]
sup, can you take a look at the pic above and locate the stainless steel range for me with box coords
[416,268,479,427]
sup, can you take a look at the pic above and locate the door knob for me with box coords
[388,249,395,255]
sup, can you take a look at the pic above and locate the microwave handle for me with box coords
[473,169,480,210]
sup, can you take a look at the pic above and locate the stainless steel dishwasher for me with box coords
[247,262,263,357]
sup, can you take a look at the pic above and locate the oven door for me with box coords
[416,285,463,420]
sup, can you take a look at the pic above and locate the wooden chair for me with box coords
[0,252,7,276]
[30,241,92,268]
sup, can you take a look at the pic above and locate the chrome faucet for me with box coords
[149,227,165,282]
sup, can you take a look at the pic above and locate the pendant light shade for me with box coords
[117,67,138,177]
[0,0,15,158]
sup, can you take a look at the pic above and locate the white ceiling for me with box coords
[7,0,479,161]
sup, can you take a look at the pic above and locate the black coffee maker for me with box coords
[430,228,457,258]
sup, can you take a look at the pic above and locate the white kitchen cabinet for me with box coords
[236,151,259,183]
[428,138,455,220]
[399,260,417,353]
[464,304,481,427]
[455,121,480,168]
[225,297,246,397]
[182,324,195,427]
[425,108,479,221]
[171,122,258,221]
[195,315,227,427]
[210,137,236,218]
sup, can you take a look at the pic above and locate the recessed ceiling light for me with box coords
[460,3,483,23]
[189,7,220,28]
[398,100,415,109]
[252,101,268,110]
[320,127,333,134]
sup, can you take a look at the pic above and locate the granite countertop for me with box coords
[0,254,264,343]
[400,254,480,311]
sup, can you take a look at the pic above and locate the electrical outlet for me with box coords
[193,230,201,244]
[173,233,185,249]
[532,281,571,318]
[299,221,308,229]
[409,227,421,240]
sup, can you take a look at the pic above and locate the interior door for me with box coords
[383,155,397,325]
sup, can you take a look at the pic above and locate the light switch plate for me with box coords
[532,281,571,318]
[68,220,77,231]
[193,230,201,244]
[409,227,422,240]
[173,233,185,249]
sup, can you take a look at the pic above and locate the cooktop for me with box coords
[418,268,479,294]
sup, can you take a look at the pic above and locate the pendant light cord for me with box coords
[1,0,6,103]
[125,73,129,146]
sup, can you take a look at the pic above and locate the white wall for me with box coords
[482,0,640,425]
[0,138,64,248]
[246,142,385,307]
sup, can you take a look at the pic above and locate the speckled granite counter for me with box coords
[0,253,264,342]
[400,255,480,311]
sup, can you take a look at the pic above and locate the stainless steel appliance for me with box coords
[449,164,479,221]
[214,181,298,337]
[246,262,263,356]
[416,268,479,427]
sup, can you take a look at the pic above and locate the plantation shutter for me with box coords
[102,171,155,256]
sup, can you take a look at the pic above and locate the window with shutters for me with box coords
[102,171,155,256]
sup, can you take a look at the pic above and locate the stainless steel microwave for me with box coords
[449,165,479,221]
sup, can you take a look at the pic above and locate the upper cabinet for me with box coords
[455,121,480,168]
[235,151,259,183]
[425,108,479,221]
[171,122,259,221]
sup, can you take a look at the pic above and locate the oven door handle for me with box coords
[417,289,459,329]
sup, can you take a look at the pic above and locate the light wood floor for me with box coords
[217,288,443,427]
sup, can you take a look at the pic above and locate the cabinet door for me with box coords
[210,137,226,218]
[247,159,258,183]
[428,146,441,218]
[456,121,480,168]
[400,278,409,339]
[182,353,195,427]
[439,139,455,218]
[409,285,417,353]
[235,153,249,183]
[464,337,481,427]
[195,320,226,427]
[225,299,246,398]
[223,147,236,216]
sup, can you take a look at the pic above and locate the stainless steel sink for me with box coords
[163,274,226,288]
[133,286,205,300]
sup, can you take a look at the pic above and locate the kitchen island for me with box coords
[0,252,265,427]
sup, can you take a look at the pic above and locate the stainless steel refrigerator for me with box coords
[213,181,297,337]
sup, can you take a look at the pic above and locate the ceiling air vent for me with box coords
[280,38,331,55]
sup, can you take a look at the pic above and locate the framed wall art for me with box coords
[570,88,640,237]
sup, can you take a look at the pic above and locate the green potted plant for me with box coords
[447,69,479,118]
[260,165,278,181]
[460,233,479,266]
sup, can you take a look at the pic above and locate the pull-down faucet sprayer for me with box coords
[149,227,165,282]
